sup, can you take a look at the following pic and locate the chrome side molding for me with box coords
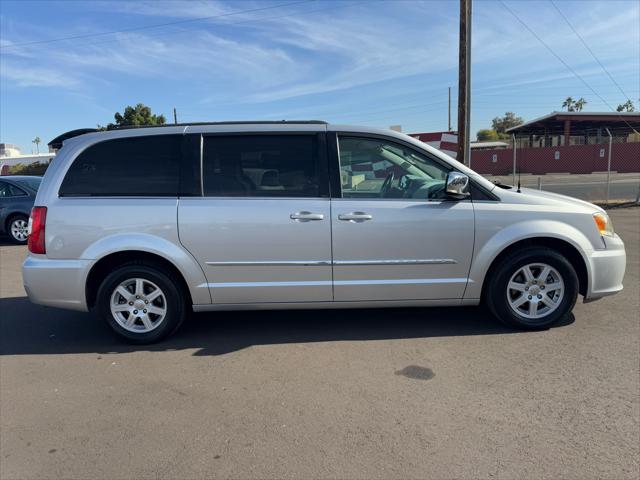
[334,259,457,266]
[206,260,332,266]
[206,259,456,267]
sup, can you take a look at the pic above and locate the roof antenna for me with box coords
[517,165,522,193]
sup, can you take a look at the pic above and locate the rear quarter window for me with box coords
[59,135,181,196]
[13,177,42,191]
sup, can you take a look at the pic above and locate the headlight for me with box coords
[593,212,614,237]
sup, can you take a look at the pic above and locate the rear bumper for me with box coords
[22,256,92,311]
[585,234,626,300]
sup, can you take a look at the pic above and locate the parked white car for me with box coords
[23,122,626,343]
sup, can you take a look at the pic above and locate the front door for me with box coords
[178,132,333,304]
[330,134,475,301]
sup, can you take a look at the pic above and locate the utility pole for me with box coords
[456,0,472,166]
[448,86,452,132]
[173,107,178,125]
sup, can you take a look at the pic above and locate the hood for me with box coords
[499,186,605,213]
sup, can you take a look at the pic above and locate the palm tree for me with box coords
[616,100,635,112]
[574,98,587,112]
[562,97,574,111]
[32,136,41,154]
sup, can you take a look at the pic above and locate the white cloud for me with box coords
[0,63,80,88]
[223,6,459,102]
[0,0,637,106]
[91,0,232,19]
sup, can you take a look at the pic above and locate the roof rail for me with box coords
[47,121,329,148]
[48,128,99,149]
[112,120,328,130]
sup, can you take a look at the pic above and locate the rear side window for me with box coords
[60,135,181,196]
[0,181,27,197]
[202,135,324,197]
[13,177,42,191]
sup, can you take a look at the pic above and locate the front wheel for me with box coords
[486,247,578,330]
[96,263,186,343]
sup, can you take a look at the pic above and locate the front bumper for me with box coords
[22,255,93,311]
[585,234,626,300]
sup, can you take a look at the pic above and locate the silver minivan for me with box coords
[23,121,626,343]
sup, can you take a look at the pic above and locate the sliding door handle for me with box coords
[290,211,325,222]
[338,212,373,222]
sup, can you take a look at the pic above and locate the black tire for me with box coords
[95,263,186,343]
[486,247,578,330]
[7,214,29,245]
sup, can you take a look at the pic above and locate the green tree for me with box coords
[562,96,587,112]
[9,162,49,176]
[32,136,41,154]
[562,96,574,111]
[491,112,523,134]
[101,103,166,130]
[574,97,587,112]
[476,129,500,141]
[616,100,635,112]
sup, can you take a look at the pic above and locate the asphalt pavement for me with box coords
[1,208,638,479]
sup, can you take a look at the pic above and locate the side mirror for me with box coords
[445,171,470,199]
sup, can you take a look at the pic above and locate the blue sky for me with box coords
[1,0,639,153]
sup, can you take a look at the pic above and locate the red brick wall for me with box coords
[469,142,640,174]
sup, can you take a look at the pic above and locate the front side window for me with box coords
[202,135,322,197]
[338,136,450,199]
[60,135,181,196]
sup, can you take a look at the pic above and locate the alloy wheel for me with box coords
[506,263,565,320]
[10,218,28,242]
[110,278,167,333]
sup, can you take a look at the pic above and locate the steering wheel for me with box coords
[427,183,446,199]
[379,171,395,198]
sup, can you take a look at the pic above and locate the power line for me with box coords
[549,0,633,103]
[0,0,314,49]
[499,0,639,134]
[1,0,371,54]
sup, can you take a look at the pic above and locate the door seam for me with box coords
[329,199,335,301]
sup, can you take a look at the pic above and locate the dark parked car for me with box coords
[0,175,42,244]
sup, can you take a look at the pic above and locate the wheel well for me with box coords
[481,237,588,299]
[85,251,193,309]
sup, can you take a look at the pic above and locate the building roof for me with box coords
[470,141,509,149]
[0,153,54,160]
[506,111,640,135]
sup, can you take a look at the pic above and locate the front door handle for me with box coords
[290,211,325,222]
[338,212,373,222]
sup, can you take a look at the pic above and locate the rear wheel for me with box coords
[7,215,29,244]
[486,247,578,330]
[96,263,186,343]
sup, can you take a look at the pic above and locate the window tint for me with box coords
[202,135,322,197]
[0,181,27,197]
[9,184,27,196]
[60,135,181,196]
[13,177,41,191]
[0,181,11,198]
[338,136,450,200]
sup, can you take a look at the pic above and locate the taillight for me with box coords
[28,206,47,254]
